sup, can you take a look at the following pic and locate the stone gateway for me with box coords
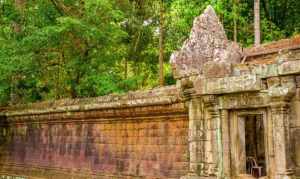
[1,5,300,179]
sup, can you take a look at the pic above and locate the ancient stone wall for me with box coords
[0,86,189,179]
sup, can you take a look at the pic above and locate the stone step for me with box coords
[237,174,268,179]
[237,174,257,179]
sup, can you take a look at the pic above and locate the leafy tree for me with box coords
[0,0,299,105]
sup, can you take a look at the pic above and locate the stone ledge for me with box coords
[243,36,300,58]
[181,174,217,179]
[0,85,183,117]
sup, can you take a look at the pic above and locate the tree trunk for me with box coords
[254,0,261,46]
[159,0,164,86]
[15,0,25,9]
[233,0,238,42]
[261,0,270,21]
[13,0,25,33]
[124,58,128,79]
[233,16,237,42]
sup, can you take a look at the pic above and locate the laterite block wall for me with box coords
[0,86,189,179]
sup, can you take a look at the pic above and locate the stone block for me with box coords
[195,74,261,95]
[232,64,251,76]
[296,76,300,88]
[278,60,300,75]
[267,77,281,88]
[202,61,232,78]
[253,63,278,78]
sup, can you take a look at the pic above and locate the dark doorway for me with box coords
[245,115,267,177]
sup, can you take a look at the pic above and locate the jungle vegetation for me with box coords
[0,0,299,104]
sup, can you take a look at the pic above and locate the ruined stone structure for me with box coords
[171,6,300,179]
[1,5,300,179]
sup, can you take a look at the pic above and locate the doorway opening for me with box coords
[244,115,267,178]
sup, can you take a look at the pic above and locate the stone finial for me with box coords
[170,5,242,79]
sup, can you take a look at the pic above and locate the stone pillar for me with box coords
[270,101,295,179]
[182,95,220,179]
[181,97,203,179]
[189,97,203,175]
[202,95,219,178]
[220,109,230,178]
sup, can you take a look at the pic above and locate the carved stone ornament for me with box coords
[170,5,242,79]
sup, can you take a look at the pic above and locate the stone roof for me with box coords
[243,36,300,64]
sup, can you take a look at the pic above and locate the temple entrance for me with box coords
[245,115,267,178]
[229,110,268,179]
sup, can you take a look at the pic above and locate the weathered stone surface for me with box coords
[170,6,241,79]
[219,92,269,109]
[296,76,300,88]
[2,85,181,117]
[202,61,232,78]
[243,36,300,60]
[232,64,253,76]
[181,176,217,179]
[0,105,189,179]
[0,86,189,179]
[268,76,296,98]
[267,77,281,88]
[278,60,300,75]
[194,74,261,95]
[252,64,279,78]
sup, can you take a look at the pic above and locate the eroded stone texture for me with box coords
[170,5,241,79]
[0,86,189,179]
[1,118,188,178]
[194,74,261,95]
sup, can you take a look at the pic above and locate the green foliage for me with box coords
[0,0,299,105]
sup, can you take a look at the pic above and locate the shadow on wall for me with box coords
[0,115,9,159]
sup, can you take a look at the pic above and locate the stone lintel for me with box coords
[194,74,261,95]
[183,60,300,99]
[217,84,296,110]
[219,92,269,110]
